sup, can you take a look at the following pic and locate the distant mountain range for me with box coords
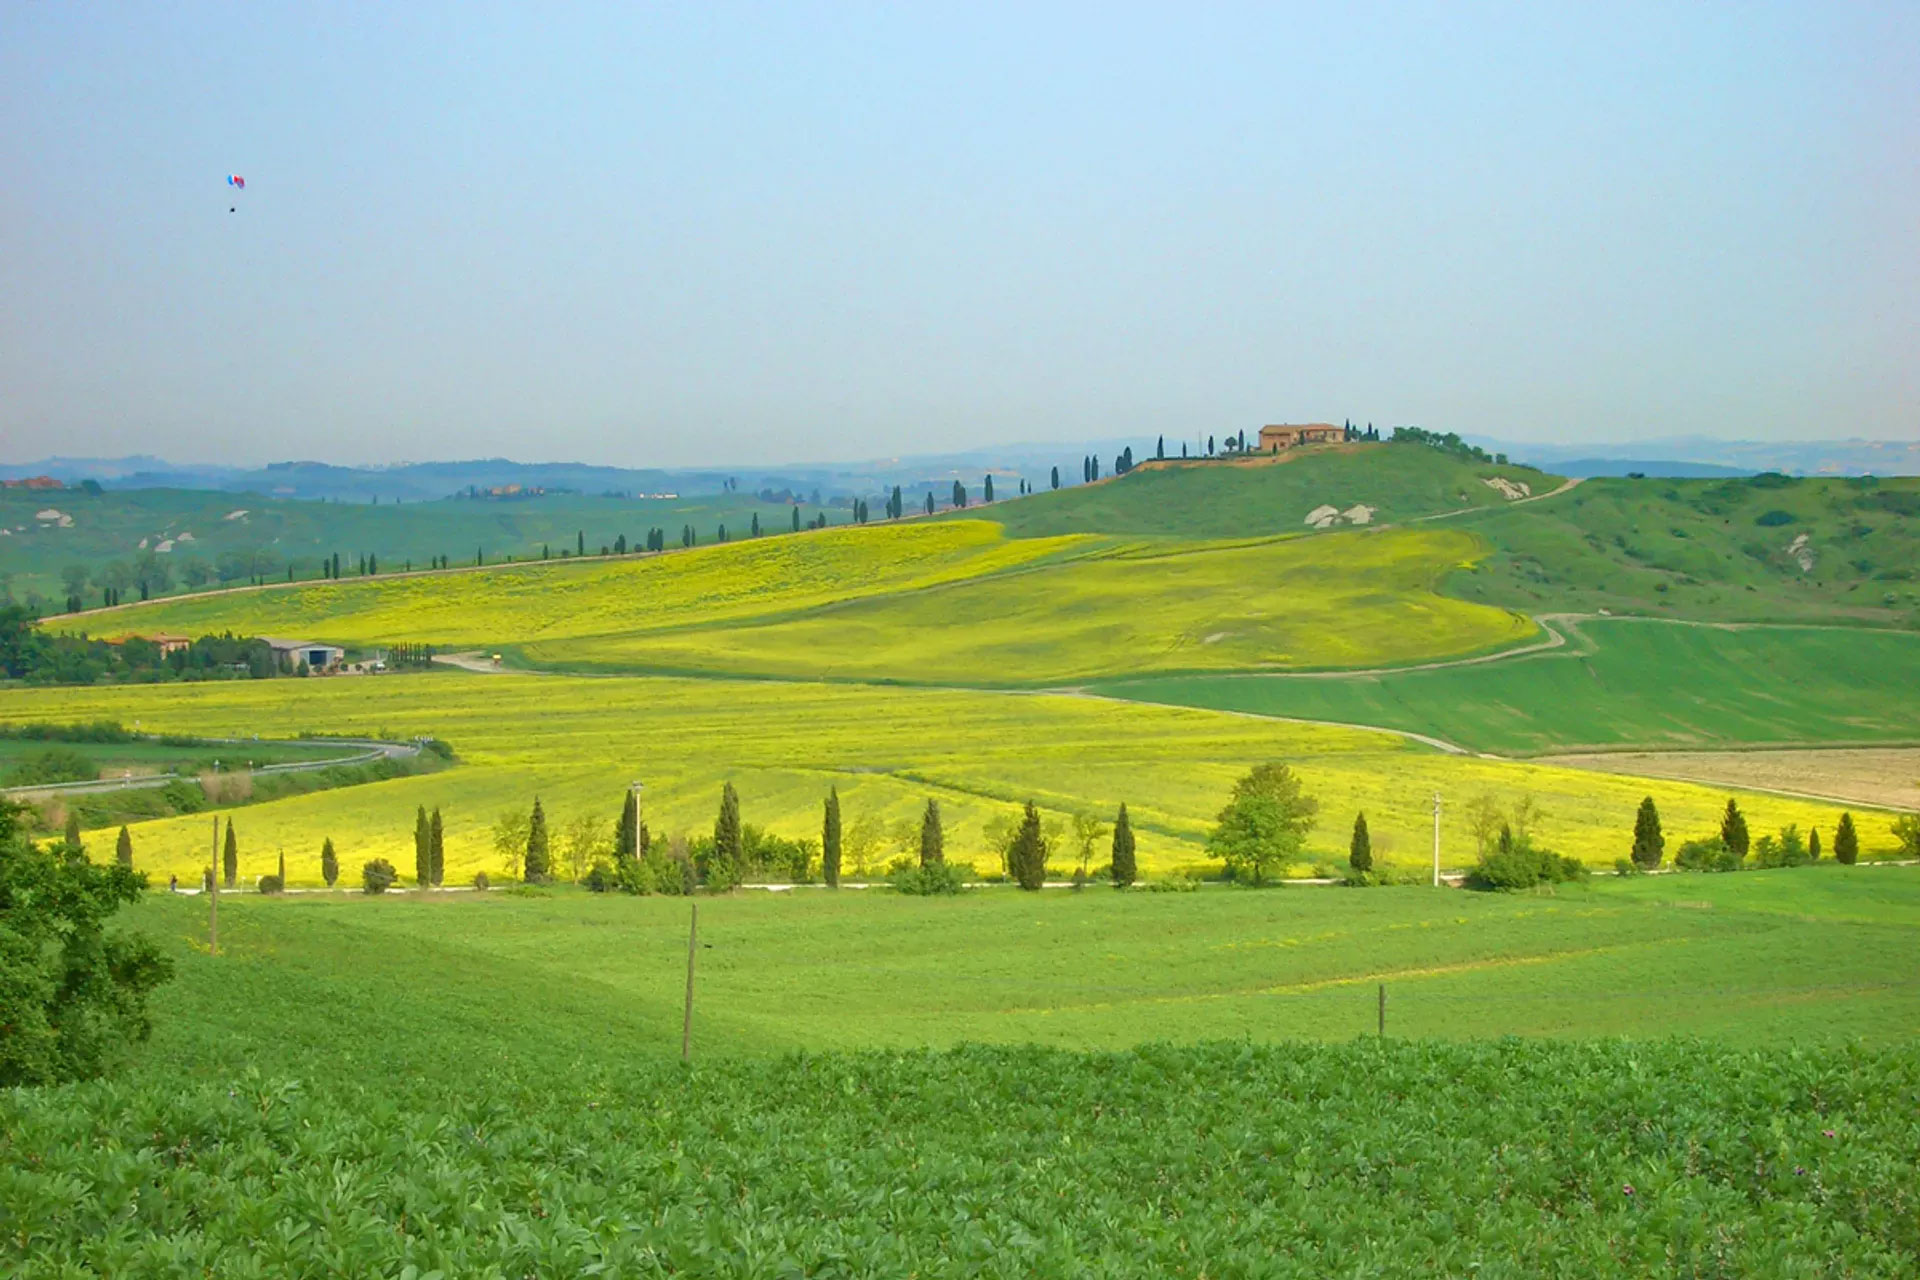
[2,434,1913,499]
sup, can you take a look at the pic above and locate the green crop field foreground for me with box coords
[5,878,1919,1275]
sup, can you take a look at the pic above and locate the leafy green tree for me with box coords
[1893,814,1920,859]
[1631,797,1664,869]
[1008,801,1048,890]
[0,801,172,1085]
[1834,813,1858,865]
[320,837,339,887]
[919,798,944,867]
[414,805,431,886]
[362,858,397,893]
[524,798,551,883]
[222,819,238,888]
[63,811,82,851]
[115,825,133,869]
[822,788,842,889]
[708,782,744,890]
[493,808,531,880]
[1205,763,1318,885]
[429,807,445,886]
[1349,812,1372,874]
[1110,803,1136,887]
[1720,799,1749,859]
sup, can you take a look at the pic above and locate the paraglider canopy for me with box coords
[227,174,245,189]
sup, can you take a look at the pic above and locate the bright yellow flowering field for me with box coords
[0,673,1851,887]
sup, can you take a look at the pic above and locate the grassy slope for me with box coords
[1449,473,1920,626]
[531,528,1533,683]
[973,441,1561,538]
[12,879,1918,1278]
[0,485,846,606]
[1099,619,1920,755]
[0,673,1873,885]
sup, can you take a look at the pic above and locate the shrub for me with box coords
[584,859,616,893]
[1674,836,1742,873]
[1754,509,1795,527]
[4,747,97,787]
[1463,829,1586,892]
[1139,876,1199,893]
[361,858,398,894]
[257,873,285,894]
[890,860,968,896]
[1613,857,1640,877]
[473,871,490,891]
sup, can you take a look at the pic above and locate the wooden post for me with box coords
[1377,983,1385,1038]
[1431,792,1442,887]
[681,901,698,1064]
[208,815,220,957]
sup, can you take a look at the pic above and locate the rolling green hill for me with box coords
[971,441,1562,539]
[1450,473,1920,627]
[0,485,844,609]
[1097,618,1920,754]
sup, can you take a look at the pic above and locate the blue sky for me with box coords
[2,3,1914,466]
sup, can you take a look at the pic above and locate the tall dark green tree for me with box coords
[320,837,339,887]
[822,787,843,888]
[1050,465,1060,490]
[1349,811,1372,873]
[791,506,801,532]
[924,491,934,515]
[276,848,287,887]
[1110,803,1136,888]
[710,782,743,890]
[577,530,585,555]
[222,819,237,888]
[1720,798,1750,859]
[429,807,445,886]
[1008,801,1047,891]
[524,798,551,882]
[984,475,995,502]
[414,806,431,886]
[617,789,639,861]
[1631,796,1665,869]
[751,512,761,536]
[917,798,945,867]
[1833,812,1859,865]
[951,480,966,509]
[1808,827,1821,861]
[115,825,133,869]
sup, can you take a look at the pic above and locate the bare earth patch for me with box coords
[1539,748,1920,812]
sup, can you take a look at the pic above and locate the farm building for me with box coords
[265,638,345,671]
[1259,423,1346,451]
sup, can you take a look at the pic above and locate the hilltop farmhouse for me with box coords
[1258,423,1345,451]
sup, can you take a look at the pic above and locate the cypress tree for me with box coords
[984,475,994,502]
[1051,465,1060,490]
[751,512,761,536]
[792,506,801,532]
[577,530,585,555]
[277,848,287,887]
[919,798,944,867]
[524,799,550,882]
[223,819,238,888]
[822,787,842,888]
[321,837,339,887]
[1156,434,1165,459]
[429,807,445,885]
[1008,801,1046,891]
[63,811,82,850]
[711,782,743,890]
[1808,827,1821,861]
[618,789,639,860]
[1631,796,1665,869]
[414,805,431,886]
[1720,798,1749,859]
[925,492,934,515]
[368,553,377,574]
[1349,811,1372,873]
[115,825,133,869]
[951,480,965,509]
[1110,803,1136,887]
[1834,812,1859,865]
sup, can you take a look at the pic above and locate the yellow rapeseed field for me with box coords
[0,673,1856,887]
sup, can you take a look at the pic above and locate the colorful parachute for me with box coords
[227,174,245,189]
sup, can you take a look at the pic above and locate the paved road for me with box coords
[1,735,423,800]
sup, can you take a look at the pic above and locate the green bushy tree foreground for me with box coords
[0,801,173,1086]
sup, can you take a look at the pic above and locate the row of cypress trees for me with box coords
[412,805,445,886]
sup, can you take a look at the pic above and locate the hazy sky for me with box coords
[3,4,1915,467]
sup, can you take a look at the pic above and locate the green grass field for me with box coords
[0,484,851,608]
[7,876,1918,1274]
[1099,618,1920,754]
[0,672,1876,887]
[1450,473,1920,627]
[971,442,1561,539]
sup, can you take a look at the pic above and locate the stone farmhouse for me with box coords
[1258,423,1345,451]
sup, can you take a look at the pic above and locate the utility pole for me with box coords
[208,815,219,956]
[681,901,698,1064]
[1432,792,1442,887]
